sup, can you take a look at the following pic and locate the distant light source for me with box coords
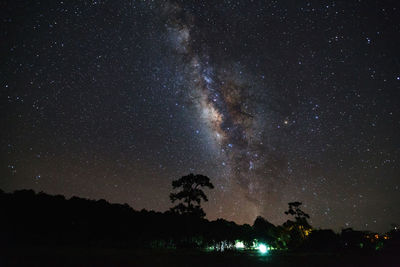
[235,241,245,249]
[258,243,268,254]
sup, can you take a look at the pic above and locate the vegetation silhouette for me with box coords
[284,201,310,222]
[282,201,312,248]
[1,174,399,265]
[169,173,214,218]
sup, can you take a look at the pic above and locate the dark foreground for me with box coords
[1,246,398,267]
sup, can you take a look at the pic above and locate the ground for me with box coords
[2,246,397,267]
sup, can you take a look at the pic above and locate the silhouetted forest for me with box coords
[1,188,399,255]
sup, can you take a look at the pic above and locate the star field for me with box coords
[1,0,399,232]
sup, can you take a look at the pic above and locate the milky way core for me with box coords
[163,1,289,221]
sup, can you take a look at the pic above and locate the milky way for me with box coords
[1,0,399,232]
[162,1,285,219]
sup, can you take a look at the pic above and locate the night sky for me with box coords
[1,0,399,233]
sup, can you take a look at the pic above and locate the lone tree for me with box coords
[169,173,214,218]
[284,201,310,223]
[284,201,312,240]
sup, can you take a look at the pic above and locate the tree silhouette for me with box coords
[253,216,276,235]
[284,201,310,223]
[284,201,312,243]
[1,189,397,254]
[169,173,214,218]
[253,216,279,246]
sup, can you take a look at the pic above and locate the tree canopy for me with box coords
[169,173,214,218]
[284,201,310,223]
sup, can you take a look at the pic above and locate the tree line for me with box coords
[0,174,399,254]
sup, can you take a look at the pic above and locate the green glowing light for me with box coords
[258,243,269,254]
[206,246,215,251]
[235,241,245,249]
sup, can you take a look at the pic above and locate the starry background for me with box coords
[1,0,399,233]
